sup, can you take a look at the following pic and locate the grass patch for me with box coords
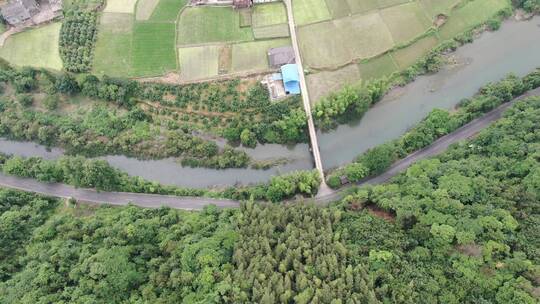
[177,7,253,46]
[135,0,160,20]
[347,0,378,14]
[376,0,409,8]
[103,0,138,13]
[325,0,351,18]
[231,38,291,72]
[419,0,461,18]
[93,13,133,77]
[239,8,252,27]
[306,64,361,104]
[178,45,220,80]
[391,34,439,69]
[252,24,289,39]
[358,54,398,80]
[293,0,332,26]
[379,2,432,45]
[439,0,510,40]
[0,23,62,70]
[298,11,394,69]
[132,22,177,77]
[149,0,187,22]
[252,2,287,27]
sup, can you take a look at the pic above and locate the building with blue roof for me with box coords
[280,64,301,95]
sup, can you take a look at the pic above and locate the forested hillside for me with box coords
[1,97,539,302]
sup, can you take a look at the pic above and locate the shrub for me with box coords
[16,94,33,107]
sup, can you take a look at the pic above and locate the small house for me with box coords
[280,64,300,95]
[268,46,295,69]
[1,0,39,25]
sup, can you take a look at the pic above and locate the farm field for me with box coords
[135,0,160,20]
[293,0,331,26]
[252,2,287,27]
[231,38,291,72]
[132,22,177,76]
[103,0,138,13]
[0,23,62,70]
[178,45,220,80]
[306,64,361,102]
[92,13,133,77]
[300,0,511,104]
[177,7,254,46]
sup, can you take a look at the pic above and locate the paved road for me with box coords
[0,89,537,209]
[0,173,239,210]
[283,0,328,191]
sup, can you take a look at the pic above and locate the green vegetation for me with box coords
[135,0,160,20]
[0,23,63,70]
[177,7,253,46]
[149,0,187,22]
[59,11,98,72]
[0,194,238,303]
[92,13,134,77]
[358,54,397,80]
[327,69,540,188]
[293,0,332,26]
[132,22,177,76]
[2,96,539,304]
[252,2,287,27]
[379,2,431,45]
[103,0,137,13]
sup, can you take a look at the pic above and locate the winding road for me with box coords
[1,88,537,209]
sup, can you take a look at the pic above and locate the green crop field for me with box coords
[135,0,160,20]
[103,0,137,13]
[177,7,253,46]
[231,38,291,72]
[419,0,460,17]
[380,2,432,45]
[358,54,398,80]
[149,0,186,22]
[93,13,133,77]
[293,0,331,26]
[252,24,289,39]
[391,34,439,69]
[0,23,62,70]
[252,3,287,27]
[132,22,177,76]
[178,45,220,80]
[376,0,408,8]
[298,12,394,69]
[307,64,361,104]
[439,0,510,40]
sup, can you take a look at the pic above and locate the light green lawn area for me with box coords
[299,11,394,69]
[358,54,398,80]
[177,7,253,46]
[379,2,432,45]
[93,13,133,77]
[293,0,332,26]
[324,0,351,18]
[135,0,160,20]
[231,38,291,72]
[149,0,187,22]
[391,34,439,69]
[0,23,62,70]
[346,0,378,14]
[178,45,220,81]
[252,2,287,27]
[307,64,361,104]
[132,22,177,76]
[253,24,290,39]
[419,0,461,17]
[376,0,409,9]
[104,0,138,13]
[439,0,510,40]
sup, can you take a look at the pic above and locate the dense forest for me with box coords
[1,95,538,303]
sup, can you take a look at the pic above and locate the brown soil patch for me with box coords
[218,44,232,74]
[434,14,447,28]
[365,204,396,222]
[456,244,482,257]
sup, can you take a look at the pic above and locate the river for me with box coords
[318,16,540,169]
[1,16,539,187]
